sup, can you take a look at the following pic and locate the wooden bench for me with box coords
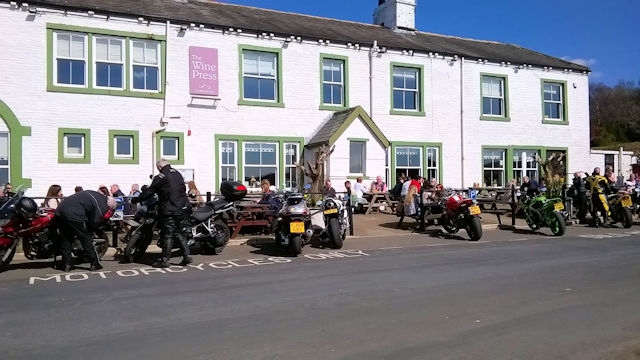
[475,189,517,226]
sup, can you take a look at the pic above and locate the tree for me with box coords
[536,152,566,198]
[296,145,334,205]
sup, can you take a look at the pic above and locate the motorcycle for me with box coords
[439,190,483,241]
[603,189,633,228]
[520,192,566,236]
[121,192,158,263]
[318,195,348,249]
[182,181,247,254]
[273,192,313,256]
[0,187,109,271]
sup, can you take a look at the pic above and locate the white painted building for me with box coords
[0,0,591,197]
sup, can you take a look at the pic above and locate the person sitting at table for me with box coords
[370,175,387,193]
[321,179,337,198]
[352,177,369,213]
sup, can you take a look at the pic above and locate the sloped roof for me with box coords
[25,0,589,72]
[307,106,389,148]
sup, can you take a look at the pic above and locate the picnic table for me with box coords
[228,201,275,238]
[362,192,398,215]
[474,188,517,226]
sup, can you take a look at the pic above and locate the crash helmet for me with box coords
[16,197,38,220]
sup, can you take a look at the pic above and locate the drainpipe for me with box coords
[369,40,378,117]
[459,57,465,187]
[152,20,171,178]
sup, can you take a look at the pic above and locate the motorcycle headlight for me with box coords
[324,199,337,209]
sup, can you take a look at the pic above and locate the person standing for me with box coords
[55,190,117,271]
[132,158,192,268]
[520,176,540,197]
[586,167,611,227]
[572,171,588,224]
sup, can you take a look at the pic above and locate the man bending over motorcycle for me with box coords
[55,190,117,272]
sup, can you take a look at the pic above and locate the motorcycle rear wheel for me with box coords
[0,246,17,271]
[465,216,482,241]
[327,218,344,249]
[93,234,110,260]
[549,211,566,236]
[440,214,459,234]
[290,235,303,256]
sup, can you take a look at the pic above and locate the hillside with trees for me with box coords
[590,81,640,150]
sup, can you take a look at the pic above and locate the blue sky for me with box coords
[222,0,639,87]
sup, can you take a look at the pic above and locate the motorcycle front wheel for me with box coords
[440,214,459,234]
[0,245,17,271]
[327,218,344,249]
[620,206,633,228]
[124,226,151,263]
[548,211,566,236]
[465,216,482,241]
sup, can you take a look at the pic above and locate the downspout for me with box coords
[369,40,378,117]
[459,57,465,187]
[152,20,171,178]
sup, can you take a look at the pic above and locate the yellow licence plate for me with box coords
[469,205,481,215]
[554,202,565,211]
[290,222,305,233]
[622,196,632,207]
[323,208,338,215]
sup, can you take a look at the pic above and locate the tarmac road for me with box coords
[2,224,640,360]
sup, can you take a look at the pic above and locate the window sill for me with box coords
[238,99,285,108]
[319,104,348,111]
[47,85,164,99]
[480,115,511,122]
[389,110,426,117]
[542,119,569,125]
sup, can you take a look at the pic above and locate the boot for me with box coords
[153,237,173,268]
[90,262,103,271]
[179,256,193,266]
[176,233,191,266]
[152,260,170,268]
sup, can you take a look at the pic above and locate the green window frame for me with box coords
[58,128,91,164]
[214,135,303,191]
[238,45,284,108]
[480,146,567,187]
[389,142,442,183]
[480,73,510,121]
[47,23,166,99]
[541,79,568,125]
[108,130,139,164]
[390,62,425,116]
[319,54,349,110]
[155,132,184,165]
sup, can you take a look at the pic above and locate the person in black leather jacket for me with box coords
[133,158,192,268]
[55,190,117,272]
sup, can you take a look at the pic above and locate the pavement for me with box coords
[11,209,534,262]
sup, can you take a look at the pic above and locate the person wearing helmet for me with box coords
[55,190,117,272]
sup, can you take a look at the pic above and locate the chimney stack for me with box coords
[373,0,416,30]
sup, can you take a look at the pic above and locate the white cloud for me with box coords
[561,56,597,67]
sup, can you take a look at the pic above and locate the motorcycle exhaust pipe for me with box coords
[305,228,314,240]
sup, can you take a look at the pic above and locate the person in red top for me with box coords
[409,175,422,192]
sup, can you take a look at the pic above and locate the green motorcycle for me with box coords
[520,192,567,236]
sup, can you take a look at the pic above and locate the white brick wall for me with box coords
[0,3,592,197]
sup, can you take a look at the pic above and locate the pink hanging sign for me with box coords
[189,46,219,96]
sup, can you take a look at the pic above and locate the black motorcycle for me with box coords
[121,192,158,263]
[182,181,247,254]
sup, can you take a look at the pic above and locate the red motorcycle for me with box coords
[439,190,483,241]
[0,188,109,271]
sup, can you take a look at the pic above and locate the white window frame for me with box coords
[322,58,344,106]
[63,134,85,158]
[243,142,278,188]
[395,146,422,177]
[392,66,419,111]
[220,141,238,182]
[242,50,277,102]
[113,135,133,159]
[130,39,161,92]
[94,36,125,90]
[513,149,539,183]
[284,143,299,189]
[160,137,179,160]
[483,149,505,187]
[54,32,87,87]
[425,147,439,181]
[543,82,564,121]
[481,75,505,116]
